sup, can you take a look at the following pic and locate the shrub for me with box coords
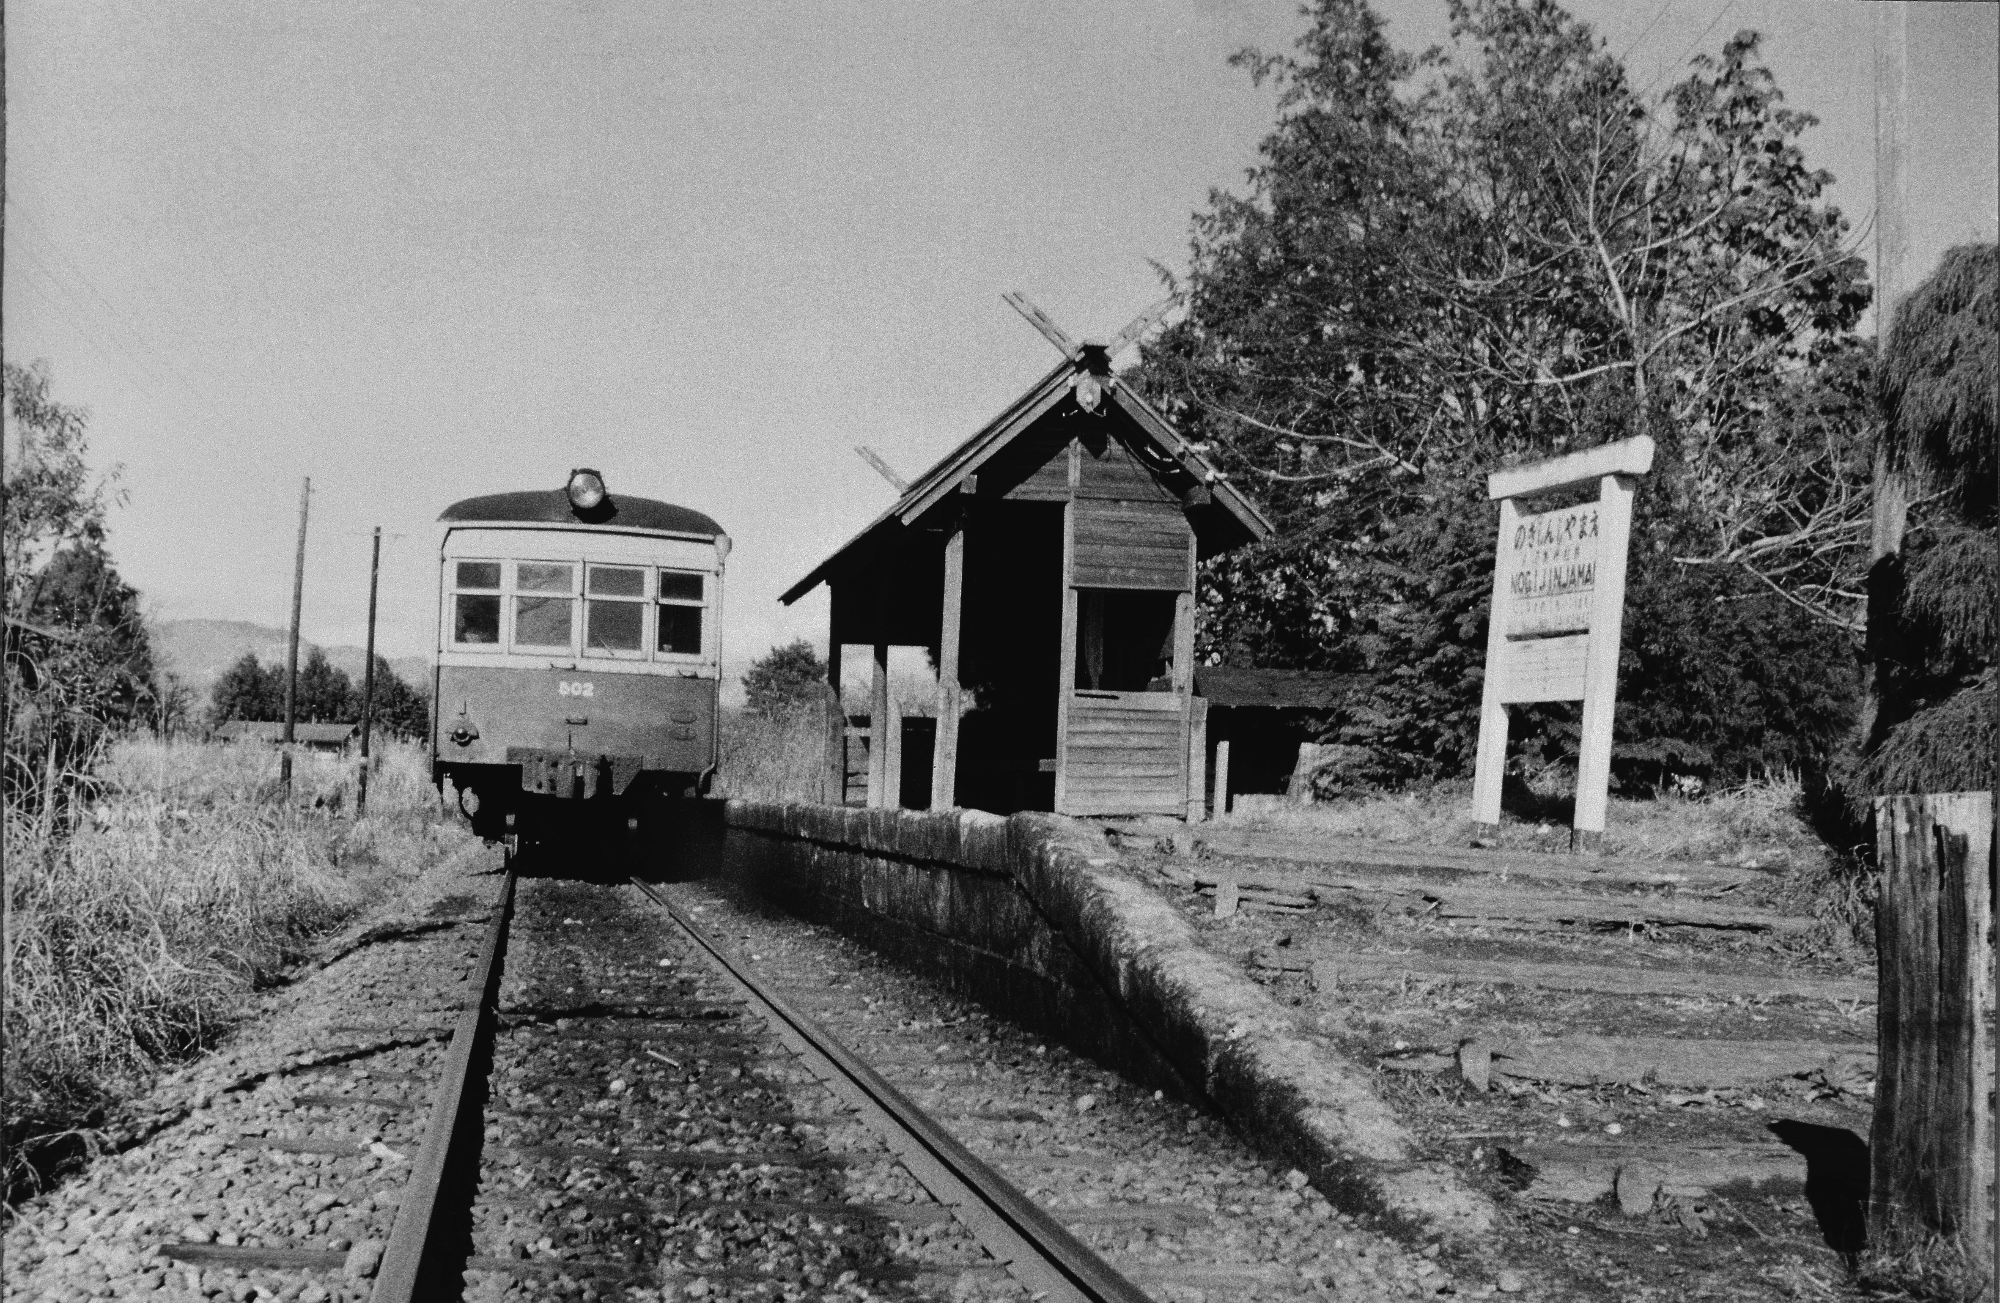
[741,640,830,716]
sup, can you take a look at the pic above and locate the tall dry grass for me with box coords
[715,707,828,803]
[3,736,467,1195]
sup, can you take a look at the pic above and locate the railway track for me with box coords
[7,841,1419,1303]
[369,851,1154,1301]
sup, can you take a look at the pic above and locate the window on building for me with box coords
[451,560,502,646]
[585,565,646,656]
[1075,589,1178,691]
[513,562,576,650]
[657,569,705,656]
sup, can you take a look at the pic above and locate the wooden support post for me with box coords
[824,588,845,804]
[931,518,965,809]
[1053,442,1080,814]
[1212,739,1231,818]
[1572,474,1636,852]
[1173,587,1198,819]
[1186,698,1208,823]
[1470,496,1521,832]
[1171,590,1196,691]
[1872,792,1995,1252]
[883,693,903,810]
[869,634,890,809]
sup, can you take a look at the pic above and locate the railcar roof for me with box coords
[439,490,724,537]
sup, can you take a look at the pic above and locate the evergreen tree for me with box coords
[1135,0,1869,792]
[1857,243,1997,802]
[295,647,353,723]
[210,652,279,723]
[359,655,431,739]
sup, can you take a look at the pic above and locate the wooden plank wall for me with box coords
[1076,430,1179,503]
[1063,694,1187,816]
[979,426,1074,501]
[1072,499,1192,590]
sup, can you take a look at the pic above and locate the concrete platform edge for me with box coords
[716,799,1496,1242]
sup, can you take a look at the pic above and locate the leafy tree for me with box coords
[1137,0,1867,792]
[3,362,154,821]
[742,640,829,715]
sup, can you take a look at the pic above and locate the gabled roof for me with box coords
[440,491,724,538]
[780,362,1273,605]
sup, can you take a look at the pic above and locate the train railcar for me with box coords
[431,469,729,845]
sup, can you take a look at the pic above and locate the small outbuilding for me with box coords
[782,347,1273,818]
[214,721,359,751]
[1193,668,1376,810]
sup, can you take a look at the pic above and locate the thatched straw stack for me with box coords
[1858,244,1997,801]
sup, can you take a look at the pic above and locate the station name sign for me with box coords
[1471,436,1653,850]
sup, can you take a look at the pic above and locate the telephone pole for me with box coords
[280,478,311,790]
[1863,3,1910,750]
[356,526,382,815]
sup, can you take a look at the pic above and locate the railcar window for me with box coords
[657,569,704,656]
[585,566,646,655]
[512,562,575,650]
[456,561,501,589]
[450,561,502,646]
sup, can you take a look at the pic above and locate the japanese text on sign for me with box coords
[1503,503,1600,639]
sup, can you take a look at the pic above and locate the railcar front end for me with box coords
[431,471,728,845]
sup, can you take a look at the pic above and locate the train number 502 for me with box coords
[557,681,595,698]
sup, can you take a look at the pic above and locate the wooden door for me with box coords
[1055,496,1196,817]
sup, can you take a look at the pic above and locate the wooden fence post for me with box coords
[1186,698,1208,823]
[1287,742,1322,804]
[1873,792,1995,1253]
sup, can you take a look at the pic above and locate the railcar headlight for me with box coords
[566,468,608,510]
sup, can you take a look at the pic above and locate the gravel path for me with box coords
[2,841,504,1303]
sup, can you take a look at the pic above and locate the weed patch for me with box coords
[2,736,467,1199]
[717,707,827,803]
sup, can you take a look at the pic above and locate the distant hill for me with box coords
[151,618,430,698]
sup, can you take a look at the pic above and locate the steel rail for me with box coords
[629,877,1154,1303]
[371,863,517,1303]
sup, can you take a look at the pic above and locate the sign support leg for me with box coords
[1470,497,1520,833]
[1572,473,1637,852]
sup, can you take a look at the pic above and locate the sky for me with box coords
[6,1,1997,695]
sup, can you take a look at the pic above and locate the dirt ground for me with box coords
[1107,821,1880,1302]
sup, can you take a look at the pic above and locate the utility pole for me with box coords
[356,526,382,816]
[1862,3,1911,751]
[280,478,311,791]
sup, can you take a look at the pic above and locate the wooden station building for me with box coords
[781,349,1273,819]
